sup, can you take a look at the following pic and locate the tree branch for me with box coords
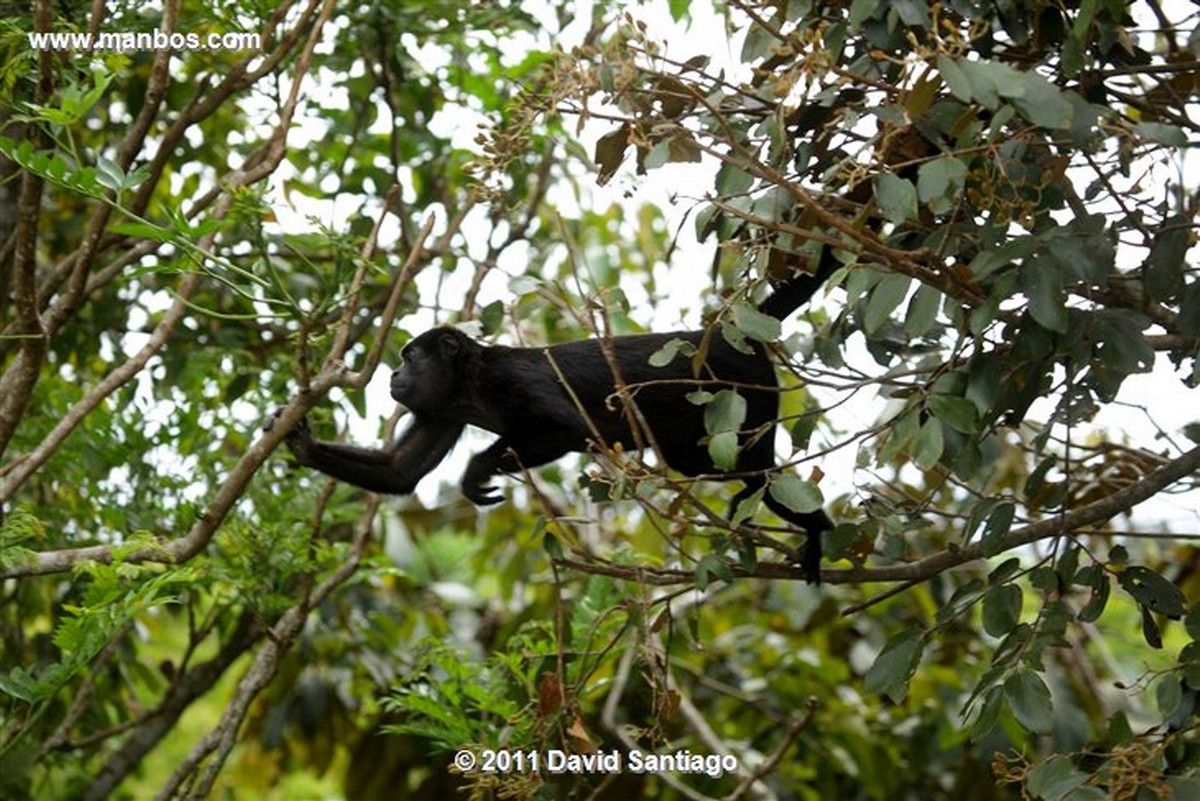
[555,443,1200,588]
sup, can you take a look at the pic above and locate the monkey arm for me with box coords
[284,415,464,495]
[460,430,579,505]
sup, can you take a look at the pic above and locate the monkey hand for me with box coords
[262,407,284,434]
[461,465,503,506]
[264,408,314,463]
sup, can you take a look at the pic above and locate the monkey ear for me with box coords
[438,331,461,356]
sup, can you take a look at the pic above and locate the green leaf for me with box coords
[1179,282,1200,337]
[1156,674,1183,718]
[643,139,671,171]
[966,357,1001,415]
[695,205,722,243]
[649,337,695,367]
[1057,545,1080,586]
[988,558,1021,585]
[789,412,816,450]
[718,320,756,355]
[668,0,690,21]
[1046,219,1114,285]
[224,373,252,403]
[1185,603,1200,640]
[0,666,41,703]
[1023,456,1055,502]
[865,629,923,703]
[716,162,756,195]
[969,234,1039,279]
[904,283,941,338]
[1004,670,1054,734]
[665,132,702,163]
[916,155,968,214]
[890,0,932,29]
[542,531,563,560]
[1166,779,1200,800]
[874,173,917,224]
[1022,258,1068,333]
[940,579,985,625]
[958,59,1024,109]
[1118,566,1186,618]
[937,56,971,102]
[1062,0,1097,76]
[983,584,1023,637]
[1182,642,1200,691]
[740,13,779,62]
[703,389,747,435]
[124,165,151,190]
[911,418,943,470]
[1077,569,1110,623]
[1010,73,1073,130]
[731,487,763,525]
[1107,710,1134,746]
[879,409,918,464]
[864,273,911,334]
[1092,309,1153,377]
[768,473,824,514]
[1026,756,1090,800]
[849,0,882,27]
[927,395,978,434]
[736,538,758,572]
[94,155,125,192]
[708,431,740,471]
[969,686,1004,738]
[1141,604,1164,648]
[1134,122,1188,147]
[1145,214,1188,302]
[479,300,505,333]
[980,501,1015,557]
[695,553,733,591]
[731,302,781,342]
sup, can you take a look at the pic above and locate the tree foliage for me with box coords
[0,0,1198,799]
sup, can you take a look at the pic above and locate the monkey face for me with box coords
[390,355,434,410]
[389,365,417,406]
[390,327,467,412]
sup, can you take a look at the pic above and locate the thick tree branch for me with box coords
[834,442,1200,584]
[556,444,1200,587]
[0,0,52,457]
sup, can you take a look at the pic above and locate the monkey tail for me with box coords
[755,252,838,321]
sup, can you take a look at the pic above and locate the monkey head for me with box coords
[390,326,475,414]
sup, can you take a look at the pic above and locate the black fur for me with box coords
[279,265,834,581]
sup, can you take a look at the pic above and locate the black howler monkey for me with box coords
[278,261,835,581]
